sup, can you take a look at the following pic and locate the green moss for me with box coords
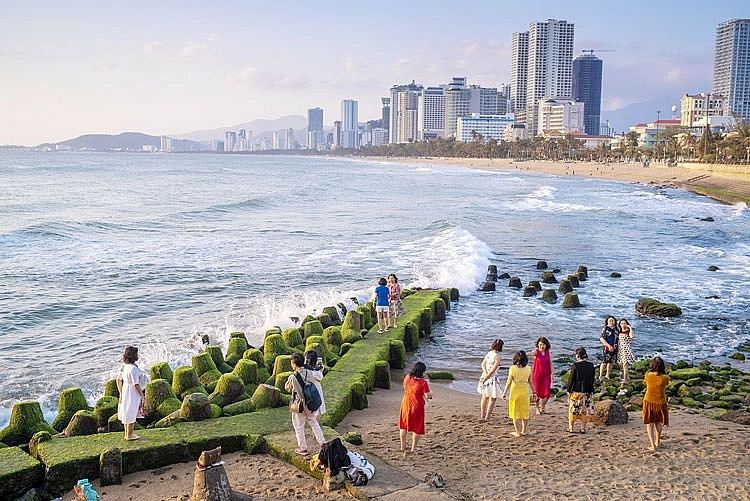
[322,326,343,349]
[282,328,304,349]
[145,378,178,420]
[0,401,57,447]
[729,352,746,361]
[558,279,573,294]
[206,346,233,373]
[156,398,182,420]
[0,446,44,500]
[304,320,324,339]
[51,387,90,432]
[541,289,557,303]
[562,293,582,308]
[223,398,256,416]
[635,297,682,317]
[263,334,292,372]
[356,304,376,330]
[232,358,258,385]
[225,336,249,367]
[434,297,446,320]
[93,396,118,429]
[681,397,703,408]
[341,310,363,343]
[172,366,207,400]
[339,343,352,356]
[209,373,246,407]
[180,393,212,421]
[428,371,455,380]
[389,340,406,370]
[150,362,174,384]
[192,352,218,376]
[271,355,293,378]
[107,413,124,433]
[323,306,342,325]
[63,410,98,437]
[305,336,339,366]
[669,368,710,381]
[199,369,223,391]
[104,378,120,399]
[251,384,282,410]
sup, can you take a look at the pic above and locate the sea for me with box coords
[1,151,749,427]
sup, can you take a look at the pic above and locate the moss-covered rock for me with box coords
[232,358,258,386]
[342,432,363,445]
[541,289,557,303]
[341,310,364,343]
[271,355,293,378]
[251,384,282,409]
[566,275,580,287]
[339,343,352,356]
[0,446,44,500]
[180,393,212,421]
[282,328,304,349]
[150,362,174,384]
[508,277,522,288]
[107,412,124,433]
[205,346,233,373]
[635,297,682,317]
[434,298,447,321]
[523,285,537,297]
[192,352,218,376]
[222,398,256,416]
[225,335,249,367]
[93,396,119,429]
[104,379,120,399]
[302,319,324,340]
[263,334,292,372]
[419,308,432,337]
[145,379,181,421]
[99,446,122,487]
[323,306,342,325]
[0,401,57,447]
[669,368,710,381]
[63,410,98,437]
[389,340,406,370]
[374,360,391,389]
[610,271,622,278]
[558,279,573,294]
[729,352,746,361]
[51,388,90,432]
[172,366,207,400]
[562,293,582,308]
[576,265,588,278]
[427,371,454,380]
[541,271,557,284]
[681,397,703,408]
[482,281,496,291]
[305,336,339,366]
[208,373,246,408]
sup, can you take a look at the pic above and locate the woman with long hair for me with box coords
[502,351,534,437]
[478,338,504,421]
[531,337,553,414]
[642,356,669,451]
[398,361,432,453]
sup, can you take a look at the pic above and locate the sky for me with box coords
[0,0,747,146]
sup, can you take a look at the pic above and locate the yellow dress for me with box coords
[508,365,532,419]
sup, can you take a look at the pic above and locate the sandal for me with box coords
[294,447,308,455]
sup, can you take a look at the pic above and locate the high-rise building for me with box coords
[419,86,446,140]
[381,97,390,143]
[572,53,603,135]
[445,77,472,138]
[341,99,358,148]
[307,107,324,150]
[389,82,423,144]
[225,131,236,152]
[537,98,585,133]
[513,19,575,136]
[510,32,529,113]
[713,19,750,121]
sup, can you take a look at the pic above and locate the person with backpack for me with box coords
[285,352,326,455]
[304,350,326,420]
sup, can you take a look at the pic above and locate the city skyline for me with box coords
[0,1,746,146]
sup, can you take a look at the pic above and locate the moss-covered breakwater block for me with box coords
[541,271,557,284]
[209,373,246,408]
[263,334,292,371]
[206,345,233,374]
[323,306,342,325]
[63,410,98,437]
[508,277,522,288]
[541,289,557,303]
[304,319,324,340]
[94,396,118,429]
[562,293,582,308]
[0,446,44,500]
[558,279,573,294]
[51,387,90,432]
[282,328,303,350]
[567,275,580,287]
[428,371,455,380]
[0,401,57,447]
[172,366,207,400]
[225,333,249,367]
[145,379,181,421]
[232,358,258,386]
[576,265,588,278]
[523,285,537,297]
[341,310,364,344]
[635,297,682,317]
[150,362,174,384]
[104,379,120,399]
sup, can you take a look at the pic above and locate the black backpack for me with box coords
[318,438,350,475]
[294,372,322,412]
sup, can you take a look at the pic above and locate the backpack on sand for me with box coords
[344,451,375,486]
[294,372,322,412]
[318,438,351,475]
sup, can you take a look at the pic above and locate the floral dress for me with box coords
[618,328,636,364]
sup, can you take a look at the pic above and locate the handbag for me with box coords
[289,393,304,413]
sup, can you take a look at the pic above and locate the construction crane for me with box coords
[581,49,616,56]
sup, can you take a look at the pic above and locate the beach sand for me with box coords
[63,381,750,500]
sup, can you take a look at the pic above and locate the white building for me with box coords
[714,19,750,120]
[456,114,515,142]
[389,82,423,144]
[341,99,358,148]
[537,99,585,134]
[419,86,446,140]
[680,92,726,127]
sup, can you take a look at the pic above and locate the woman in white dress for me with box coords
[617,318,636,383]
[478,338,504,421]
[117,346,145,440]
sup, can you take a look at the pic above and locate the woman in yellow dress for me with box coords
[502,350,535,437]
[642,356,669,451]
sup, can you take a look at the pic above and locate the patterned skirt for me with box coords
[568,392,594,421]
[389,299,405,317]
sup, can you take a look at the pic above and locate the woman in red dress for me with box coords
[398,362,432,453]
[531,337,553,414]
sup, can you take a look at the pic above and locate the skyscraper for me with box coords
[389,82,423,144]
[341,99,358,149]
[512,19,575,136]
[307,107,324,150]
[510,31,529,113]
[572,53,603,135]
[713,19,750,121]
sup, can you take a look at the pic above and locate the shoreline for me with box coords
[365,156,750,205]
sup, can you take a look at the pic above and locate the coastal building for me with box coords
[537,99,585,134]
[505,123,527,141]
[389,82,423,144]
[333,120,342,149]
[510,31,529,114]
[225,131,236,152]
[512,19,575,136]
[307,107,325,150]
[456,114,515,143]
[341,99,358,149]
[381,97,390,143]
[572,53,603,135]
[419,86,446,140]
[680,93,726,127]
[713,19,750,120]
[630,119,680,147]
[444,77,473,138]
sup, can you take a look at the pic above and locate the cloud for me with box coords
[389,58,423,77]
[143,41,166,55]
[226,66,310,91]
[179,42,208,60]
[94,61,118,72]
[343,54,372,72]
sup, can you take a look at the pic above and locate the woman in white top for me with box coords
[478,338,504,421]
[305,350,326,419]
[117,346,145,441]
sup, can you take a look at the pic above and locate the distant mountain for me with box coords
[36,132,203,152]
[602,97,682,134]
[173,115,309,143]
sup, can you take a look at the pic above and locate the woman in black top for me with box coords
[567,347,595,433]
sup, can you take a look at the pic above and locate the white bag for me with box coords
[344,451,374,484]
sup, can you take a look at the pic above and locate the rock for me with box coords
[635,297,682,317]
[488,264,498,274]
[100,447,122,486]
[51,387,90,432]
[145,379,182,421]
[181,393,212,421]
[222,398,256,416]
[536,260,548,269]
[173,366,207,401]
[508,277,522,288]
[304,320,324,339]
[449,288,460,301]
[486,272,497,282]
[322,326,343,351]
[232,359,258,386]
[593,399,628,425]
[700,216,715,222]
[208,374,246,408]
[0,401,56,447]
[340,310,363,344]
[523,285,537,297]
[498,272,511,280]
[251,384,281,409]
[562,293,582,308]
[541,289,557,303]
[567,275,580,287]
[323,306,342,325]
[528,280,542,291]
[730,352,746,361]
[104,379,120,399]
[610,271,622,278]
[482,281,496,291]
[206,346,234,373]
[316,313,335,329]
[342,432,363,445]
[718,410,750,425]
[93,396,119,429]
[225,335,248,367]
[63,410,98,437]
[576,265,588,278]
[708,265,720,271]
[558,279,573,294]
[576,271,587,282]
[323,470,346,491]
[541,271,557,283]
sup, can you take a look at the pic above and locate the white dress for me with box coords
[477,351,502,399]
[309,368,326,415]
[117,363,143,425]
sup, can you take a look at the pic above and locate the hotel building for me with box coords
[713,19,750,120]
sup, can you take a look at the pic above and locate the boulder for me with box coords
[562,293,582,308]
[610,272,622,278]
[208,373,246,408]
[635,297,682,317]
[304,320,324,339]
[536,260,548,270]
[181,393,212,421]
[558,279,573,294]
[263,334,293,370]
[0,401,56,447]
[508,277,522,289]
[528,280,542,291]
[498,272,511,279]
[104,378,120,399]
[523,286,537,297]
[63,410,98,437]
[488,264,498,274]
[708,265,719,271]
[282,328,303,349]
[322,326,343,351]
[541,289,557,303]
[717,410,750,426]
[482,281,496,291]
[232,359,258,386]
[51,387,90,432]
[150,362,174,384]
[342,432,363,445]
[566,275,580,287]
[172,366,207,400]
[323,306,342,325]
[541,271,557,284]
[251,384,281,409]
[145,379,182,421]
[593,399,628,425]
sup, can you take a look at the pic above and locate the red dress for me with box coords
[532,349,552,399]
[398,375,430,434]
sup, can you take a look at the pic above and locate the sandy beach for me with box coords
[63,379,750,501]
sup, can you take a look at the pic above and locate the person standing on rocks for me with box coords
[387,274,404,328]
[642,356,669,451]
[285,352,326,455]
[617,318,636,383]
[117,346,145,441]
[372,277,391,333]
[599,315,619,380]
